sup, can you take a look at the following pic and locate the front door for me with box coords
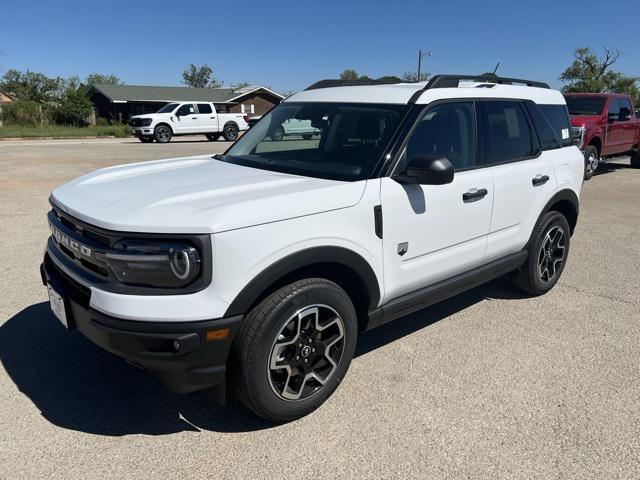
[381,101,494,303]
[174,103,199,134]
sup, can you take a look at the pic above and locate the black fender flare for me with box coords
[529,189,579,243]
[224,246,381,317]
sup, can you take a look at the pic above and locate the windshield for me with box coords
[157,102,179,113]
[221,102,409,181]
[565,96,606,116]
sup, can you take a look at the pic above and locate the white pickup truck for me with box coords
[129,102,249,143]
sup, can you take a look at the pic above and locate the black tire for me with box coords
[583,145,599,180]
[231,278,357,422]
[205,133,221,141]
[270,126,285,141]
[631,150,640,168]
[512,211,571,296]
[154,124,172,143]
[223,123,239,141]
[302,134,312,140]
[139,135,154,143]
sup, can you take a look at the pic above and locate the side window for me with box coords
[608,99,621,121]
[619,98,632,120]
[176,104,195,116]
[481,101,535,164]
[525,102,560,151]
[197,103,213,114]
[539,104,573,147]
[406,102,476,170]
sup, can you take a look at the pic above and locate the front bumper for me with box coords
[132,127,153,136]
[41,252,242,395]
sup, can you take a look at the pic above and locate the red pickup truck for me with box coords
[564,93,640,179]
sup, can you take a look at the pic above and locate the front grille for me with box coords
[129,118,150,127]
[48,205,115,280]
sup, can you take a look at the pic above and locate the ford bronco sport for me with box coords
[41,75,584,421]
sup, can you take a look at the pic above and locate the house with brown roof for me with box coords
[86,84,284,122]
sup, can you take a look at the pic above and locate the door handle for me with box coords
[192,116,197,119]
[532,174,550,186]
[462,188,488,202]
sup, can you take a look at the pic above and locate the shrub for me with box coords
[0,100,43,126]
[52,88,93,126]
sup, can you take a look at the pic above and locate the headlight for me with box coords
[104,240,202,288]
[141,118,152,126]
[572,125,586,149]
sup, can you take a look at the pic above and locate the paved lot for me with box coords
[1,138,639,479]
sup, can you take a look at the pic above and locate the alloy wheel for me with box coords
[268,305,345,401]
[537,226,566,283]
[586,151,598,177]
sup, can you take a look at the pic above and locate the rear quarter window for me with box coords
[539,104,573,147]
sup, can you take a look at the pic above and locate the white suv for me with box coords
[41,75,583,421]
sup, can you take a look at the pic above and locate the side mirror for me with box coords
[395,155,454,185]
[620,107,631,121]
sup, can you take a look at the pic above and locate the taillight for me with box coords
[243,115,249,124]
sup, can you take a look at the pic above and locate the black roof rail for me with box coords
[305,78,404,90]
[425,74,550,89]
[407,74,550,103]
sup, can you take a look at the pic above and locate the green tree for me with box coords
[53,76,93,126]
[339,69,359,80]
[85,73,122,86]
[560,47,639,103]
[0,69,64,103]
[401,71,429,82]
[181,64,222,88]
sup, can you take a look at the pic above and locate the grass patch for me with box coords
[0,124,130,138]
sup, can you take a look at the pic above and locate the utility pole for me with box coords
[417,49,432,82]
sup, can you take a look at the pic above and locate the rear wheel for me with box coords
[223,123,239,141]
[231,278,357,422]
[631,149,640,168]
[205,133,221,141]
[512,211,570,296]
[138,135,154,143]
[154,125,172,143]
[583,145,599,180]
[270,126,285,141]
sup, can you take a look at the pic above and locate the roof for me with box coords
[88,84,283,104]
[287,77,565,106]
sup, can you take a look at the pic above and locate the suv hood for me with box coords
[51,156,366,234]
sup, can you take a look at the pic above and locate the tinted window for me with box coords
[565,96,606,115]
[481,101,535,164]
[176,104,195,116]
[197,103,213,114]
[406,102,476,170]
[618,98,632,119]
[539,104,573,147]
[608,98,621,120]
[224,102,408,181]
[526,102,559,151]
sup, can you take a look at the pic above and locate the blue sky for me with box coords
[1,0,639,93]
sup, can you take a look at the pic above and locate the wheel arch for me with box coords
[541,189,579,235]
[223,120,239,130]
[224,246,381,331]
[155,122,174,134]
[587,136,602,155]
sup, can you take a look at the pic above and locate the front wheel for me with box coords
[223,124,239,141]
[231,278,357,422]
[512,211,571,296]
[583,145,599,180]
[154,125,172,143]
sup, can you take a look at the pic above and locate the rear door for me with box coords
[196,103,218,133]
[381,101,494,301]
[174,103,199,133]
[480,100,557,261]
